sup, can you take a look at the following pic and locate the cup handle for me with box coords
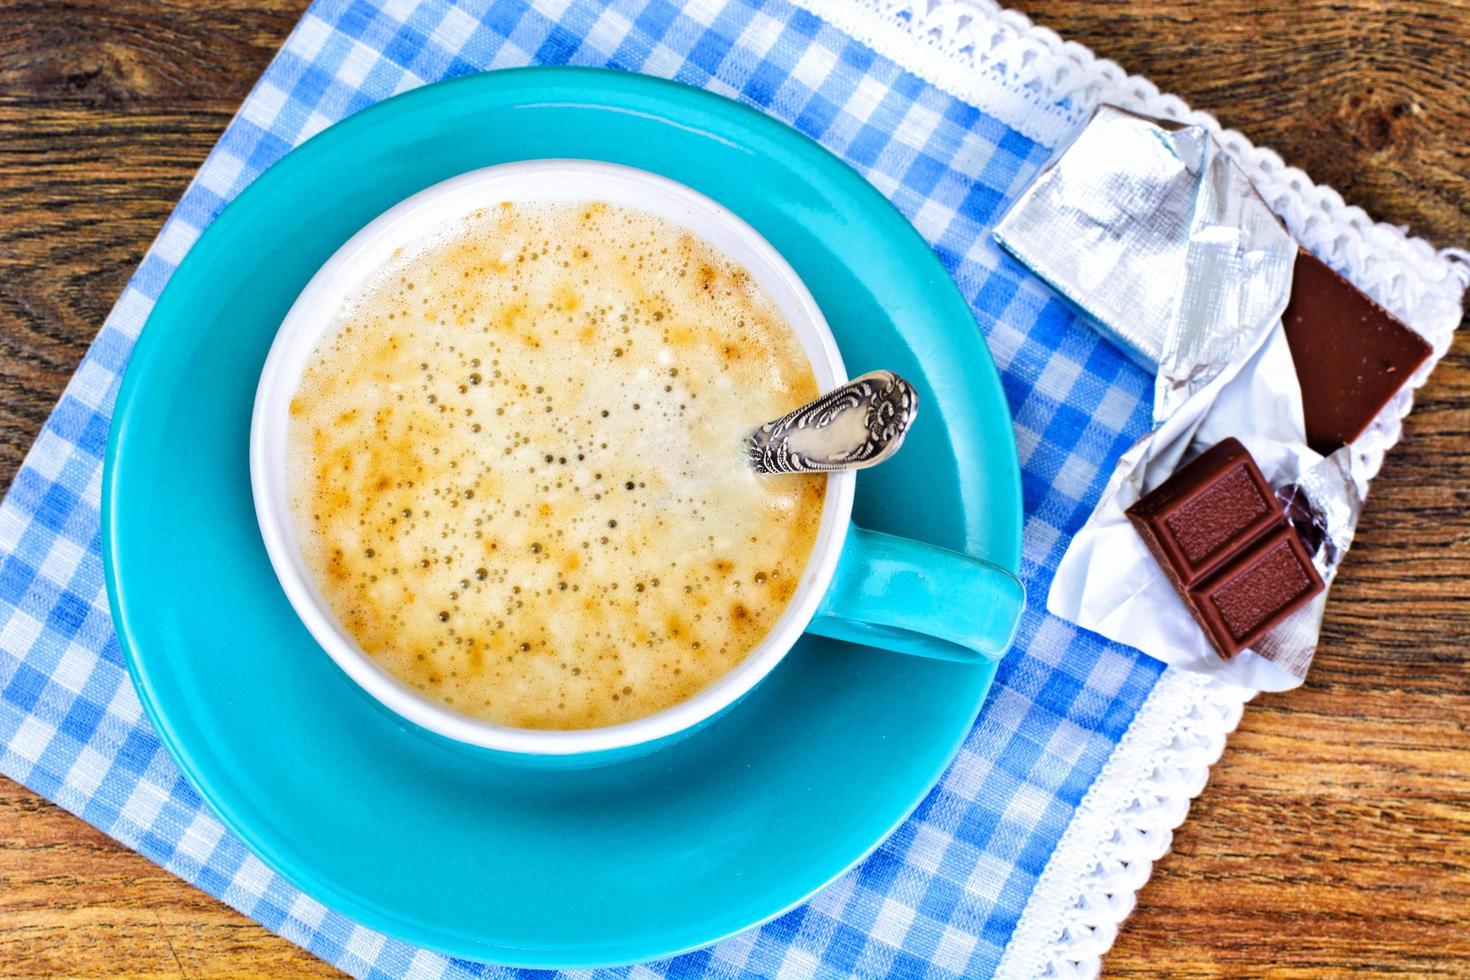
[807,526,1025,663]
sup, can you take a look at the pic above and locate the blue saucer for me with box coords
[103,68,1022,966]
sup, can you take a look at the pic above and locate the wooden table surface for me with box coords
[1,0,1466,975]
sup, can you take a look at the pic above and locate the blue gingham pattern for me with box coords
[0,1,1166,976]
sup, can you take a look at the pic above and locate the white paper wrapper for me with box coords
[995,106,1368,691]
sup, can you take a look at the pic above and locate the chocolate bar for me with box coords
[1283,249,1432,454]
[1127,438,1324,657]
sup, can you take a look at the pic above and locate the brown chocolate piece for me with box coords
[1127,438,1325,658]
[1276,482,1327,560]
[1283,249,1432,454]
[1190,525,1321,657]
[1127,439,1279,588]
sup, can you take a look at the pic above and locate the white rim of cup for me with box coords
[249,160,855,755]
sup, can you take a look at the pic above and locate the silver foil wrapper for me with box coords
[994,105,1298,424]
[999,106,1367,691]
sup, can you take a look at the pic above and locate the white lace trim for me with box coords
[789,1,1469,976]
[998,670,1253,978]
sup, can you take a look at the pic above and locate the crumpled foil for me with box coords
[994,105,1367,691]
[994,105,1298,424]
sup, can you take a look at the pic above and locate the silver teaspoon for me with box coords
[747,369,919,474]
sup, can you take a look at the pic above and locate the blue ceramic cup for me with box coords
[251,161,1025,758]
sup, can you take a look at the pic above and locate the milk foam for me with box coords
[287,201,825,730]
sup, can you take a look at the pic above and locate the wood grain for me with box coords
[0,0,1466,976]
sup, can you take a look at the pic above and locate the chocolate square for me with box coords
[1189,525,1323,657]
[1126,438,1279,588]
[1283,249,1433,454]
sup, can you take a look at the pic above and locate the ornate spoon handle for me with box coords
[747,370,918,475]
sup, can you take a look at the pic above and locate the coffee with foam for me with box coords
[287,201,825,730]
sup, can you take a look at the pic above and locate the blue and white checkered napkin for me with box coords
[0,0,1286,975]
